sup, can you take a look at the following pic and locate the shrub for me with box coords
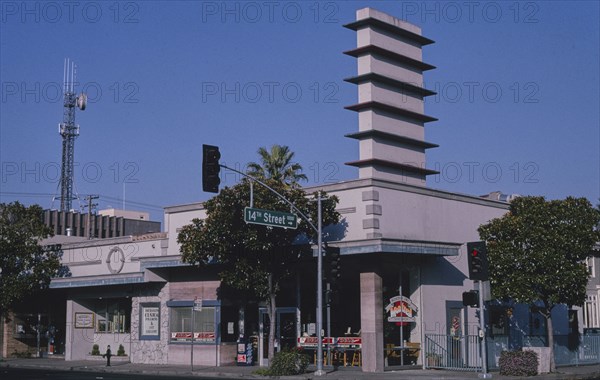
[117,344,126,356]
[12,350,32,358]
[265,347,309,376]
[499,350,539,376]
[91,344,100,356]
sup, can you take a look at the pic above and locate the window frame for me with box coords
[95,299,131,334]
[167,300,220,345]
[139,302,161,340]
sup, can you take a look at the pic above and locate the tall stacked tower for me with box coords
[344,8,438,186]
[58,59,87,211]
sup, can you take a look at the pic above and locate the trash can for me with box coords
[236,336,253,366]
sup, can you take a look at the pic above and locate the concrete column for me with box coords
[1,314,7,358]
[360,272,384,372]
[65,300,73,360]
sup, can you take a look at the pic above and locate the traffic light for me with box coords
[467,241,489,281]
[202,144,221,193]
[328,246,341,288]
[323,245,341,305]
[462,290,479,307]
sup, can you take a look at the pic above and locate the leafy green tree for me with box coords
[479,196,600,371]
[0,202,70,316]
[246,145,308,188]
[178,178,339,362]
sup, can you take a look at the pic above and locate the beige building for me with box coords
[2,7,592,372]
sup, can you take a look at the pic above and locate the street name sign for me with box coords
[244,207,298,229]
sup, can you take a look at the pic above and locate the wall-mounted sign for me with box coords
[296,337,362,348]
[139,303,160,340]
[385,295,418,325]
[74,312,94,328]
[170,332,216,343]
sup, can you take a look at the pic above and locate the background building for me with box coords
[43,208,161,239]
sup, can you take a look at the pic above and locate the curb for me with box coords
[2,360,600,380]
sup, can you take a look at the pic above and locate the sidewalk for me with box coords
[1,357,599,379]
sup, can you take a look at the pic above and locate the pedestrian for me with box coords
[102,345,112,366]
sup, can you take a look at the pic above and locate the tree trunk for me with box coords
[238,305,245,337]
[545,311,556,372]
[267,273,277,363]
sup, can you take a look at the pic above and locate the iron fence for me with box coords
[427,333,600,371]
[423,334,482,371]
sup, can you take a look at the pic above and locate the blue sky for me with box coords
[1,1,599,222]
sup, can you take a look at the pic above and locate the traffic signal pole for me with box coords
[478,280,491,378]
[466,241,491,379]
[326,281,331,366]
[315,192,326,375]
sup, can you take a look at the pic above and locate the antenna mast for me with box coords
[58,58,87,212]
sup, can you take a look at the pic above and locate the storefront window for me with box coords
[95,300,130,333]
[170,307,216,343]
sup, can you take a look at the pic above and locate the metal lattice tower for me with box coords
[58,59,86,212]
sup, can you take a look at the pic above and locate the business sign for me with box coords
[336,337,362,348]
[244,207,298,229]
[386,295,418,325]
[171,332,216,343]
[297,336,362,348]
[140,303,160,340]
[297,336,334,347]
[74,312,94,329]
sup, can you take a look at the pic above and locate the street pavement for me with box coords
[1,356,600,379]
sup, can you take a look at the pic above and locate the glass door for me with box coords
[277,308,298,351]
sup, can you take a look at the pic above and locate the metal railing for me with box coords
[424,334,482,371]
[430,334,600,371]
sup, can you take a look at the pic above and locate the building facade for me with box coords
[583,251,600,332]
[1,7,591,371]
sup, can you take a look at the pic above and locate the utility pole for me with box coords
[84,195,99,239]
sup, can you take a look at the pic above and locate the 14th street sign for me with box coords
[244,207,298,229]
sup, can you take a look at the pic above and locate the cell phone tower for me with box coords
[58,58,87,212]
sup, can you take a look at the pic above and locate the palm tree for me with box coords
[246,145,307,187]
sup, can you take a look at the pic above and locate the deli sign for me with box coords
[385,295,418,325]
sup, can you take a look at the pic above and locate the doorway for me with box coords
[258,307,299,366]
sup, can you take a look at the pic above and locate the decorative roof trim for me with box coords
[343,17,434,46]
[344,45,435,71]
[345,101,438,123]
[345,158,439,175]
[345,130,439,149]
[344,73,436,97]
